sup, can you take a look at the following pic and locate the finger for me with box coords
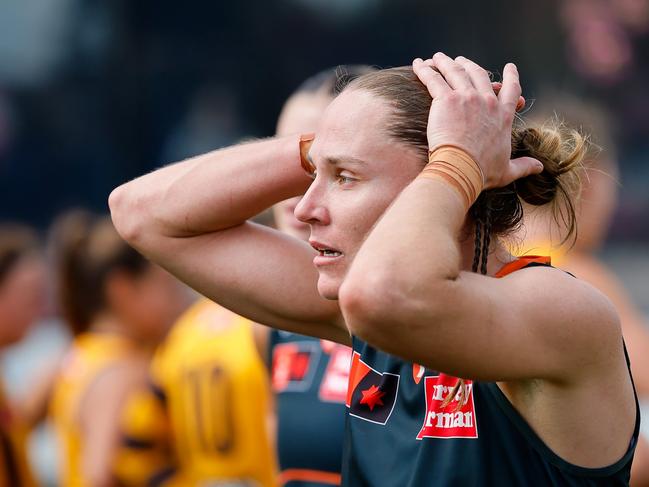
[506,156,544,184]
[430,52,475,90]
[492,82,526,111]
[412,58,452,99]
[455,56,493,93]
[498,63,522,113]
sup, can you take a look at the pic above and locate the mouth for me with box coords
[310,240,343,263]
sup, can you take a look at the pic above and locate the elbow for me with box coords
[340,267,453,350]
[108,183,148,247]
[339,270,404,345]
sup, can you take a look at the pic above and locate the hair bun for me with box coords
[511,125,586,207]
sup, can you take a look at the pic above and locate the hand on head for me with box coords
[412,53,543,190]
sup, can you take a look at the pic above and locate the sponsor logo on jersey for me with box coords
[346,352,399,425]
[272,341,321,392]
[319,344,352,403]
[416,373,478,439]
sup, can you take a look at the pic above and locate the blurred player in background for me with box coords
[47,210,189,487]
[127,297,277,487]
[0,224,46,486]
[267,66,372,487]
[519,94,649,486]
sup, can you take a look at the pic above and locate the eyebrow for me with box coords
[323,156,368,167]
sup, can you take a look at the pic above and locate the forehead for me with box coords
[310,89,398,164]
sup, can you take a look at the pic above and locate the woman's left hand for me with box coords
[412,53,543,189]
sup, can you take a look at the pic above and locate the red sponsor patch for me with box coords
[346,351,369,408]
[346,352,400,425]
[319,345,352,403]
[271,342,319,392]
[416,374,478,439]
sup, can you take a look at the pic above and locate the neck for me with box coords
[459,236,515,277]
[91,313,145,348]
[91,312,124,336]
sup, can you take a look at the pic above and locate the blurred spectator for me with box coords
[0,223,47,486]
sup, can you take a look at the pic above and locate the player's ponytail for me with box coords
[470,123,588,273]
[50,210,149,335]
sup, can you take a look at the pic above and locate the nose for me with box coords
[294,180,330,226]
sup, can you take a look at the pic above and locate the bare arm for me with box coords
[109,136,347,344]
[339,54,622,382]
[78,361,147,487]
[341,176,620,381]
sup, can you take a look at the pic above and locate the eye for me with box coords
[336,171,357,185]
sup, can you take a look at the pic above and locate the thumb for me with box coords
[507,156,543,183]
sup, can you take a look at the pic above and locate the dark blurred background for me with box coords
[1,2,648,484]
[1,0,648,239]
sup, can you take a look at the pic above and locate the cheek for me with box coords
[144,282,185,323]
[337,188,398,249]
[10,285,43,325]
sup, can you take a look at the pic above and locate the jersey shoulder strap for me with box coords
[495,255,551,278]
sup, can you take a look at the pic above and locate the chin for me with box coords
[317,276,342,301]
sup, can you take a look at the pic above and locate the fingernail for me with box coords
[414,58,423,63]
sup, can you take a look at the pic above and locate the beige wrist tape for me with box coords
[417,146,484,208]
[299,133,315,173]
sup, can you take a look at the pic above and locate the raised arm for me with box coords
[109,136,347,344]
[339,54,622,381]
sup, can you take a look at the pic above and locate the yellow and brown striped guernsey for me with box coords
[141,299,277,486]
[49,332,135,487]
[0,379,37,487]
[113,384,175,486]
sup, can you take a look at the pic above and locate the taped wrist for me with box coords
[299,133,315,173]
[417,146,484,208]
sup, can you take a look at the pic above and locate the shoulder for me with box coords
[503,263,618,322]
[85,359,148,407]
[500,264,622,379]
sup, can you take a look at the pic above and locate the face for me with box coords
[294,89,423,299]
[108,265,190,344]
[273,92,333,241]
[0,256,47,345]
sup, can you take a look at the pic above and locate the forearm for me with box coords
[340,177,468,341]
[109,135,311,244]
